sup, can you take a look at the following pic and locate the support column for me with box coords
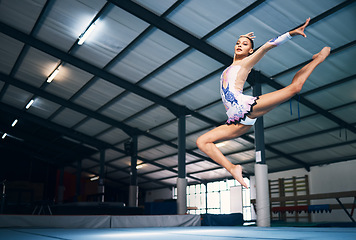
[98,149,105,202]
[177,115,187,214]
[76,159,82,202]
[253,81,270,227]
[57,166,64,204]
[255,164,270,227]
[1,180,6,214]
[129,135,138,207]
[204,182,208,214]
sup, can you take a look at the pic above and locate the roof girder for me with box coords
[0,0,354,182]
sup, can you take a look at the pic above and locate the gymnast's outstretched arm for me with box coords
[242,18,310,69]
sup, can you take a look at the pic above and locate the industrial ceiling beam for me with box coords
[89,0,267,125]
[0,20,308,170]
[132,116,356,178]
[285,139,356,157]
[106,0,355,163]
[0,0,354,179]
[0,0,55,100]
[0,22,187,118]
[0,74,203,183]
[97,72,356,177]
[89,0,266,128]
[268,79,356,135]
[53,0,186,132]
[107,0,264,67]
[0,102,176,188]
[0,124,95,164]
[0,72,204,182]
[0,102,108,149]
[126,115,354,179]
[96,0,266,130]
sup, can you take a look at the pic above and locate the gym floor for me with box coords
[1,226,356,240]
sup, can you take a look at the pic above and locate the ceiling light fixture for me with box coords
[215,142,226,148]
[136,165,143,169]
[11,119,18,127]
[78,21,97,45]
[47,67,60,83]
[25,99,34,109]
[90,176,99,181]
[1,133,7,139]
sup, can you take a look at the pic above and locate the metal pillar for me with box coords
[57,166,64,204]
[76,159,82,201]
[253,81,270,227]
[98,149,105,202]
[204,182,208,214]
[1,179,6,214]
[177,115,187,214]
[129,135,138,207]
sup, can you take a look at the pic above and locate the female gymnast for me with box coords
[196,18,330,188]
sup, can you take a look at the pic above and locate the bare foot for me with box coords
[230,165,248,189]
[312,47,330,62]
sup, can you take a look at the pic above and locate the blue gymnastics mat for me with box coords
[1,226,356,240]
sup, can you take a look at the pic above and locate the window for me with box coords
[173,178,252,221]
[187,184,206,215]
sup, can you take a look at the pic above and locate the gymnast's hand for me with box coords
[290,18,310,38]
[240,32,256,40]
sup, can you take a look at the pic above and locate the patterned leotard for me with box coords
[220,65,258,125]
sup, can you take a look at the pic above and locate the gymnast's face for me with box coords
[235,37,254,58]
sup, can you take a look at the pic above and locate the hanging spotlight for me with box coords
[78,21,97,45]
[11,119,18,127]
[25,99,34,109]
[47,67,60,83]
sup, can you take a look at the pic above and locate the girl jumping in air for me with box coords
[196,18,330,188]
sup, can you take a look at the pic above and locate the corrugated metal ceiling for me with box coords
[0,0,355,190]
